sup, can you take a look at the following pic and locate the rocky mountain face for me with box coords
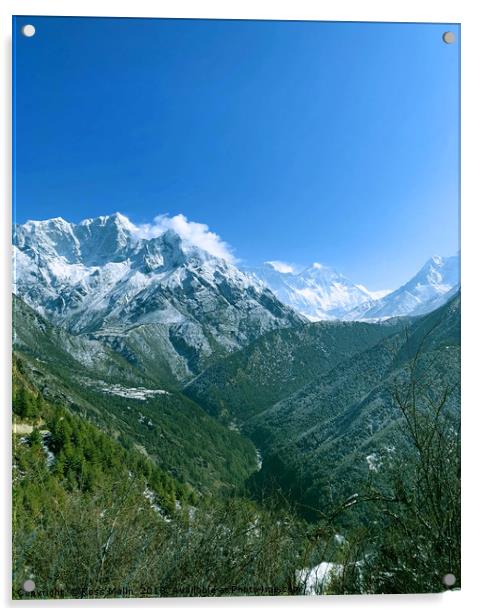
[13,294,146,386]
[13,214,304,384]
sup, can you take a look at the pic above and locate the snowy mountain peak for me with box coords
[149,229,190,270]
[343,254,459,321]
[243,261,372,321]
[243,252,458,322]
[20,216,71,233]
[79,212,133,226]
[26,216,70,228]
[299,263,339,281]
[79,212,139,238]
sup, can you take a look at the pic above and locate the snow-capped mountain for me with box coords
[13,214,304,383]
[343,255,460,321]
[242,262,387,321]
[12,211,460,381]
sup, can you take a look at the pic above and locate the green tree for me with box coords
[15,386,32,419]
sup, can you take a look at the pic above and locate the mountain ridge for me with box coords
[14,213,459,327]
[243,253,458,322]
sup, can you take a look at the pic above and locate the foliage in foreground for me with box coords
[328,342,461,594]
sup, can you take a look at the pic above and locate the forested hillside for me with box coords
[185,319,405,423]
[188,295,460,522]
[249,295,459,519]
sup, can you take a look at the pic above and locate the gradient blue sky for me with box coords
[13,17,459,290]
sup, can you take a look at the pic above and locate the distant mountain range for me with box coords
[242,262,380,321]
[246,254,459,322]
[13,213,459,343]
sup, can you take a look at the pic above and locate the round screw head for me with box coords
[442,31,455,44]
[442,573,456,587]
[22,24,36,38]
[23,579,36,592]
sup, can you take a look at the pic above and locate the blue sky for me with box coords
[13,17,459,290]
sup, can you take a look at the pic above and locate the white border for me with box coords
[1,1,478,614]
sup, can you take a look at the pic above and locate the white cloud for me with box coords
[132,213,236,263]
[265,260,295,274]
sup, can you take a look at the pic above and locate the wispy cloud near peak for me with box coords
[131,213,236,263]
[265,260,295,274]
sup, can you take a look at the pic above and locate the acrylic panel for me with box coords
[12,16,460,599]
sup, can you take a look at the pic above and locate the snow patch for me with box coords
[143,487,172,522]
[255,449,263,471]
[366,453,380,472]
[296,562,343,595]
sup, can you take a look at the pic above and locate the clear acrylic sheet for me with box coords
[12,16,460,599]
